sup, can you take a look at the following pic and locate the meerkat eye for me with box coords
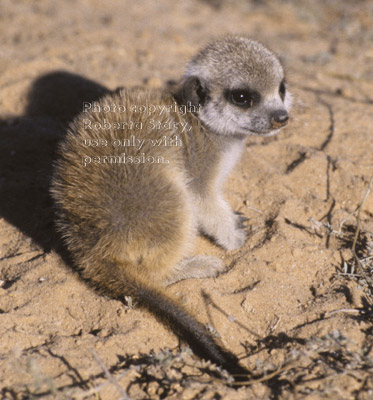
[279,80,286,101]
[228,89,258,108]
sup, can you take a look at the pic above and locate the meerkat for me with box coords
[51,35,291,373]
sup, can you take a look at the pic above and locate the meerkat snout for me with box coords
[271,109,289,129]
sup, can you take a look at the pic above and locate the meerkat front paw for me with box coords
[218,224,248,251]
[198,205,248,251]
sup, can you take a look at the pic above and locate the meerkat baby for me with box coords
[51,35,291,371]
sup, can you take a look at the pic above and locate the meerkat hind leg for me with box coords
[165,255,227,286]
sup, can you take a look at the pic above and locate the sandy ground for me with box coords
[1,0,373,399]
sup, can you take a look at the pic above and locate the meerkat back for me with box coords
[52,88,194,286]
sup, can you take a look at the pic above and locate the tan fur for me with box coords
[51,35,291,371]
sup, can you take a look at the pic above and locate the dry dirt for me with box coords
[1,1,373,399]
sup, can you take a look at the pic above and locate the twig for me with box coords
[73,370,133,400]
[231,358,299,386]
[90,349,131,400]
[338,210,355,235]
[325,308,369,317]
[352,177,372,270]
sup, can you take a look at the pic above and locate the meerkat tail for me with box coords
[98,260,244,373]
[131,280,228,365]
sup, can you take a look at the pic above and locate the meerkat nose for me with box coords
[271,110,289,128]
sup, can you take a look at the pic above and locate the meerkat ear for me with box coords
[182,76,208,107]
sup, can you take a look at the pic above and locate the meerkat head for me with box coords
[180,36,291,137]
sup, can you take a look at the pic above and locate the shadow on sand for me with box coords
[0,71,112,253]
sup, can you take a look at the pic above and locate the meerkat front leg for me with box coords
[192,139,247,251]
[197,194,248,251]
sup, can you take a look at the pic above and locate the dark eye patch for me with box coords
[225,88,260,109]
[279,80,286,101]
